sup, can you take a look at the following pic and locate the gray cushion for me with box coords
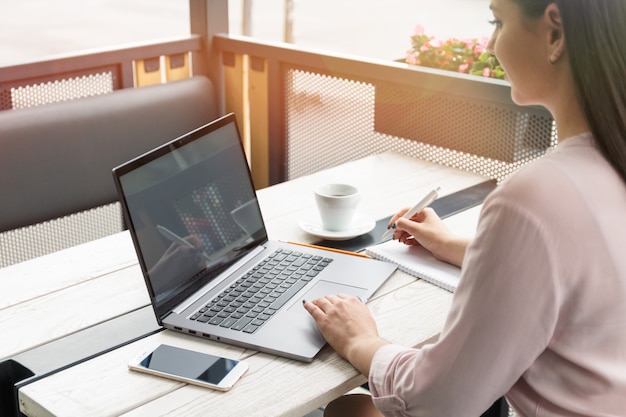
[0,76,218,232]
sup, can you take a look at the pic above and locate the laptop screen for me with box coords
[113,114,267,319]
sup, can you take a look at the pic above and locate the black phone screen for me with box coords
[139,344,238,385]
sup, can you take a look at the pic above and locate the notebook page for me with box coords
[365,242,461,292]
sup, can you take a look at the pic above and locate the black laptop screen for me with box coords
[114,115,267,319]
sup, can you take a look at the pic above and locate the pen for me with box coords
[379,186,441,242]
[156,225,212,261]
[286,241,371,259]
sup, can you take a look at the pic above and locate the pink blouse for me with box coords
[368,133,626,416]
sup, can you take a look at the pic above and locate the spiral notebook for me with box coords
[365,241,461,292]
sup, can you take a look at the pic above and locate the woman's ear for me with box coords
[545,3,566,64]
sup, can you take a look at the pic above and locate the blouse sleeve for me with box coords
[368,191,561,416]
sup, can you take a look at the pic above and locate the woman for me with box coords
[304,0,626,415]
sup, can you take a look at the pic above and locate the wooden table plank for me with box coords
[18,331,255,417]
[0,231,137,311]
[1,264,149,360]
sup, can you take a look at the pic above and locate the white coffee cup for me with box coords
[314,183,360,231]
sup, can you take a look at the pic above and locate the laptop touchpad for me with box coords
[288,280,369,313]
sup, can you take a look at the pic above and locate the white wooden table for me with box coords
[1,152,486,417]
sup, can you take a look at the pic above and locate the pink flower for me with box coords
[474,37,490,54]
[406,53,420,65]
[406,24,504,79]
[429,38,443,48]
[461,38,474,49]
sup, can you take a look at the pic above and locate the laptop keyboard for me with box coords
[190,248,333,334]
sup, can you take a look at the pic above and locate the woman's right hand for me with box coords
[390,207,469,267]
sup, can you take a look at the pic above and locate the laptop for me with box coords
[112,113,396,362]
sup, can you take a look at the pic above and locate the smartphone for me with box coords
[128,344,249,391]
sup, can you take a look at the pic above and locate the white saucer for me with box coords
[298,211,376,241]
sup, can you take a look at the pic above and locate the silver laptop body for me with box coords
[112,113,396,362]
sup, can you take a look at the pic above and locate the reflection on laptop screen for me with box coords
[117,121,266,317]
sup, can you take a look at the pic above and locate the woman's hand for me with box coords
[303,294,388,377]
[390,207,470,267]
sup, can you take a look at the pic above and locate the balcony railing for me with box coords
[213,34,555,189]
[0,35,202,110]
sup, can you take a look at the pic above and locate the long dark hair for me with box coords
[514,0,626,185]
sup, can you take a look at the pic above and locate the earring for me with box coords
[549,50,562,65]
